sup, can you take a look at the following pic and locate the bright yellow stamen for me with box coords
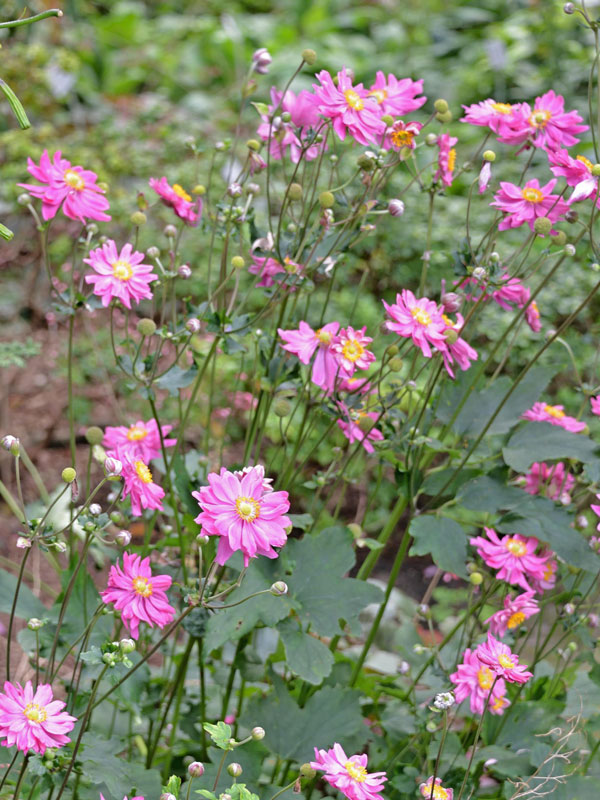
[529,109,552,129]
[341,339,365,363]
[507,611,526,629]
[477,666,494,690]
[345,761,367,782]
[522,187,544,203]
[530,301,540,318]
[544,404,565,419]
[505,537,527,557]
[410,307,432,326]
[577,155,594,172]
[132,575,153,597]
[543,561,555,580]
[23,703,47,723]
[235,496,260,522]
[491,102,513,115]
[390,129,414,148]
[135,460,153,484]
[447,148,456,173]
[492,694,508,712]
[64,169,85,191]
[425,784,449,800]
[344,89,364,111]
[368,88,387,105]
[127,426,149,441]
[172,183,192,202]
[442,314,454,328]
[112,259,133,281]
[498,653,516,669]
[315,328,333,345]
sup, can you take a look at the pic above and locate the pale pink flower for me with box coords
[498,91,587,150]
[18,149,110,223]
[521,402,586,433]
[490,179,568,233]
[101,552,175,639]
[523,461,574,502]
[84,241,157,309]
[383,290,448,358]
[385,120,422,152]
[149,177,201,225]
[103,419,176,463]
[441,313,478,378]
[419,776,454,800]
[478,161,492,194]
[192,465,290,567]
[591,396,600,416]
[469,527,549,591]
[367,71,426,116]
[312,68,385,146]
[435,134,458,187]
[233,464,273,491]
[116,449,165,517]
[311,743,387,800]
[256,87,323,163]
[548,148,599,205]
[449,648,509,716]
[249,254,303,288]
[460,99,522,135]
[485,591,540,637]
[336,404,384,454]
[278,321,344,392]
[332,326,376,373]
[0,681,76,754]
[475,633,533,684]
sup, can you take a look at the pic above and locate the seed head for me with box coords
[533,216,552,236]
[319,191,335,208]
[483,149,496,162]
[61,467,76,484]
[130,211,147,226]
[231,256,245,269]
[301,48,317,65]
[288,183,303,201]
[137,318,157,337]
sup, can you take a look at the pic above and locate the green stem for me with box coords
[6,547,31,681]
[356,491,408,581]
[67,314,76,467]
[0,9,62,27]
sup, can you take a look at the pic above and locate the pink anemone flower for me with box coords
[249,254,303,288]
[149,177,201,225]
[590,396,600,416]
[449,648,510,716]
[383,290,448,359]
[192,465,290,567]
[530,550,558,593]
[312,68,385,146]
[256,87,323,163]
[103,419,176,463]
[521,402,586,433]
[116,450,165,517]
[385,119,422,152]
[332,326,376,373]
[460,98,522,135]
[490,179,569,233]
[441,313,478,377]
[84,241,157,309]
[311,743,387,800]
[0,681,77,754]
[469,527,549,591]
[278,321,345,393]
[435,134,458,187]
[101,552,175,640]
[336,404,384,454]
[497,90,587,150]
[523,461,574,502]
[485,591,540,637]
[18,149,111,223]
[475,633,533,684]
[367,71,426,116]
[419,776,454,800]
[548,148,599,205]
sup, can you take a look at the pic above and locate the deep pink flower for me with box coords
[492,274,530,310]
[103,419,176,463]
[441,313,478,377]
[485,591,540,637]
[100,795,143,800]
[332,326,376,373]
[469,527,549,591]
[385,120,422,152]
[312,68,385,146]
[475,633,533,684]
[0,681,76,754]
[311,743,387,800]
[435,134,458,187]
[591,396,600,416]
[256,87,323,163]
[419,776,454,800]
[101,552,175,639]
[278,321,345,392]
[530,550,558,593]
[336,404,383,454]
[490,179,568,232]
[521,402,586,432]
[18,149,110,223]
[367,71,426,116]
[498,91,587,150]
[116,450,165,517]
[449,648,509,716]
[249,254,303,288]
[149,177,201,225]
[548,148,599,205]
[523,461,574,502]
[460,99,522,135]
[84,241,157,309]
[383,290,448,359]
[192,465,290,567]
[525,300,541,332]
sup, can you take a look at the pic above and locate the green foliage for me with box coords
[0,338,41,368]
[409,516,469,578]
[203,721,234,750]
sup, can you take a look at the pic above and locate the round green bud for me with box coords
[319,191,335,208]
[434,98,449,113]
[27,618,44,631]
[97,181,109,193]
[61,467,76,484]
[389,356,404,372]
[300,764,317,779]
[288,182,303,201]
[387,344,399,356]
[565,243,576,256]
[227,763,242,778]
[425,720,438,733]
[425,133,438,146]
[436,110,453,123]
[489,251,500,263]
[533,216,552,236]
[592,164,600,177]
[301,48,317,65]
[483,149,496,162]
[130,211,146,226]
[231,256,245,269]
[281,111,292,124]
[120,637,136,654]
[273,398,292,417]
[358,415,375,434]
[444,328,459,345]
[270,581,288,596]
[381,113,394,127]
[17,193,32,206]
[469,571,484,586]
[251,726,265,740]
[137,318,157,337]
[552,231,567,247]
[357,154,375,171]
[193,184,206,195]
[246,139,261,151]
[85,426,104,446]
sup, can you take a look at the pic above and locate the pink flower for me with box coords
[101,552,175,639]
[103,419,176,463]
[591,396,600,416]
[492,274,530,309]
[311,743,387,800]
[367,71,426,116]
[469,527,549,591]
[149,177,201,225]
[332,326,376,373]
[523,461,574,502]
[385,119,422,152]
[312,68,385,146]
[478,161,492,194]
[278,321,345,392]
[0,681,76,754]
[521,402,586,433]
[435,134,458,187]
[249,254,303,288]
[485,591,540,637]
[84,241,158,309]
[383,290,448,358]
[530,551,558,593]
[336,405,384,454]
[475,633,533,684]
[548,148,599,205]
[100,796,143,800]
[419,776,454,800]
[490,179,568,232]
[498,91,587,150]
[449,648,510,715]
[233,464,273,491]
[525,300,541,332]
[256,87,323,163]
[117,450,165,517]
[191,465,290,567]
[461,99,521,136]
[441,313,478,377]
[18,149,110,223]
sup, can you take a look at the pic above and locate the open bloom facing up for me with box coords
[419,776,454,800]
[449,648,509,715]
[367,71,426,116]
[498,90,587,150]
[103,419,176,463]
[521,402,586,433]
[117,450,165,517]
[336,404,384,454]
[383,290,447,359]
[476,633,533,684]
[490,179,568,232]
[485,591,540,637]
[149,176,201,225]
[523,461,574,502]
[101,552,175,639]
[311,743,387,800]
[460,98,521,135]
[435,133,458,187]
[548,148,599,205]
[84,241,157,309]
[312,68,385,146]
[192,465,290,567]
[19,149,110,223]
[469,527,549,591]
[256,87,322,163]
[0,681,77,754]
[278,321,345,392]
[332,326,376,373]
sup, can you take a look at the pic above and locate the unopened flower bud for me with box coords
[483,149,496,162]
[489,251,500,263]
[247,182,260,195]
[273,398,292,417]
[120,637,136,653]
[552,231,567,247]
[436,110,452,123]
[576,515,588,529]
[469,571,484,585]
[565,243,576,256]
[196,533,210,545]
[115,530,132,547]
[227,182,243,198]
[164,224,177,238]
[472,266,487,282]
[130,211,146,226]
[2,435,20,456]
[251,726,265,740]
[591,262,600,272]
[270,581,288,596]
[444,328,459,345]
[441,292,460,313]
[186,318,201,334]
[301,48,317,65]
[357,154,375,171]
[319,191,334,208]
[252,48,272,74]
[288,182,303,201]
[188,761,205,777]
[161,794,177,800]
[413,644,426,655]
[147,246,160,259]
[16,536,32,549]
[425,720,438,732]
[433,691,455,710]
[281,111,292,124]
[425,133,438,146]
[300,764,317,779]
[18,193,32,206]
[137,318,157,337]
[563,2,575,12]
[565,209,578,223]
[533,216,552,236]
[399,660,410,674]
[231,256,245,269]
[27,618,44,630]
[62,467,76,483]
[178,264,192,279]
[563,602,576,615]
[227,763,243,778]
[89,503,102,516]
[388,356,403,372]
[388,199,405,217]
[102,652,117,666]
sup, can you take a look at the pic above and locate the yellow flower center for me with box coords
[425,784,449,800]
[498,653,515,669]
[112,259,133,281]
[543,404,565,419]
[64,169,85,191]
[447,148,456,173]
[505,537,527,557]
[368,88,387,105]
[134,460,153,484]
[529,109,552,129]
[235,496,260,522]
[521,187,544,203]
[543,561,555,580]
[491,694,508,712]
[342,339,365,362]
[530,301,540,318]
[345,761,367,782]
[344,89,364,111]
[172,183,192,202]
[127,425,149,441]
[442,314,454,328]
[577,155,594,172]
[491,102,513,115]
[507,610,526,629]
[23,702,47,723]
[410,307,432,326]
[315,328,333,345]
[477,666,494,690]
[390,129,414,148]
[132,575,153,597]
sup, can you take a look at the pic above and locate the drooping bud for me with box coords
[2,435,20,456]
[270,581,288,596]
[251,726,265,740]
[388,199,405,217]
[178,264,192,279]
[186,318,201,334]
[115,530,132,547]
[137,318,157,337]
[62,467,76,484]
[17,193,32,206]
[301,48,317,65]
[441,291,461,313]
[188,762,205,777]
[251,48,272,74]
[227,763,243,778]
[533,216,552,236]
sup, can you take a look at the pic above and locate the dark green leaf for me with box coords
[155,365,198,397]
[503,424,598,472]
[278,620,334,685]
[0,567,48,619]
[409,516,469,578]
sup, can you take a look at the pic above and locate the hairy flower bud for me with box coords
[18,192,32,206]
[227,763,243,778]
[301,48,317,65]
[178,264,192,279]
[115,530,132,547]
[137,318,157,337]
[388,199,405,217]
[188,762,205,777]
[186,318,201,334]
[533,216,552,236]
[251,726,265,740]
[62,467,76,483]
[2,435,20,456]
[270,581,288,596]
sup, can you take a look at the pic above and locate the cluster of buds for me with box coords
[101,637,136,668]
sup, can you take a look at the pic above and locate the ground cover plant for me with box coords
[1,2,600,800]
